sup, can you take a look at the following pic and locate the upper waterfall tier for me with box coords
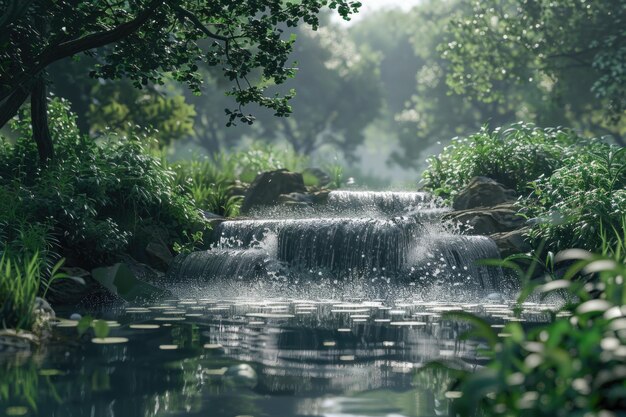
[327,190,431,214]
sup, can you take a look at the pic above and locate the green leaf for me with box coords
[77,315,93,336]
[92,320,110,339]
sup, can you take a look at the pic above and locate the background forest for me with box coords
[14,0,617,188]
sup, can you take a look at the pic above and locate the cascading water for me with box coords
[167,190,506,298]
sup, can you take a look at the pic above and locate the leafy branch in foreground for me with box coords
[441,248,626,416]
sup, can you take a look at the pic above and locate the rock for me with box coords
[453,176,518,210]
[490,227,532,258]
[201,210,226,229]
[225,364,258,388]
[145,241,173,271]
[91,262,168,303]
[311,189,331,204]
[278,192,313,205]
[302,167,331,186]
[444,203,525,235]
[33,297,55,320]
[120,254,165,286]
[240,169,307,213]
[484,292,505,303]
[70,313,82,321]
[45,272,110,307]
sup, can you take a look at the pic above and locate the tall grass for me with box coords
[0,254,40,330]
[0,252,68,330]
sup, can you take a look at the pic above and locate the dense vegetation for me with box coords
[0,0,624,415]
[422,123,626,254]
[448,248,626,416]
[422,124,626,415]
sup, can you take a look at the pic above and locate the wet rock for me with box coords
[240,169,306,213]
[33,297,55,320]
[278,192,314,205]
[453,176,518,210]
[444,203,525,235]
[91,262,168,303]
[311,189,331,204]
[225,364,258,388]
[484,292,505,303]
[45,271,114,307]
[145,241,173,271]
[490,227,532,258]
[120,255,164,285]
[201,210,226,229]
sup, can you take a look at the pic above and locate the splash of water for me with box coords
[166,190,507,301]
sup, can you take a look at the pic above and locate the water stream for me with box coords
[0,191,542,417]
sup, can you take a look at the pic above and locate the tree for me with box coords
[349,2,523,168]
[0,0,362,162]
[259,19,383,159]
[441,0,626,143]
[48,56,197,146]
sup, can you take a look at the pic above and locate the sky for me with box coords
[334,0,424,25]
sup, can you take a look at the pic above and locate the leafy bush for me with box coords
[0,253,67,330]
[0,98,205,267]
[525,146,626,252]
[447,249,626,416]
[422,123,585,199]
[172,143,309,216]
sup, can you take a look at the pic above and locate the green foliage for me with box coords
[326,164,344,189]
[448,250,626,416]
[0,98,205,266]
[441,0,626,127]
[422,123,585,199]
[87,79,197,146]
[1,0,362,138]
[0,254,41,330]
[259,16,383,158]
[525,146,626,252]
[172,143,308,215]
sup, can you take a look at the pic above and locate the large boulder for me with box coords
[145,240,173,271]
[453,176,518,210]
[490,227,532,258]
[240,169,306,213]
[444,203,526,235]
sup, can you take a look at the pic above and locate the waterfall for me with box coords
[327,190,431,214]
[166,190,505,296]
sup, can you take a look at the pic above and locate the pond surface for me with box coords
[1,298,551,417]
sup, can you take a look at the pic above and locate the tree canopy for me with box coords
[441,0,625,140]
[0,0,361,161]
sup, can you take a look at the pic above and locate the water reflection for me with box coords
[0,299,551,417]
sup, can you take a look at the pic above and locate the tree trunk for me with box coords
[31,77,54,163]
[0,84,31,129]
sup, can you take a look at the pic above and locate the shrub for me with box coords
[422,123,585,200]
[172,143,309,216]
[525,145,626,252]
[446,249,626,416]
[0,98,206,267]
